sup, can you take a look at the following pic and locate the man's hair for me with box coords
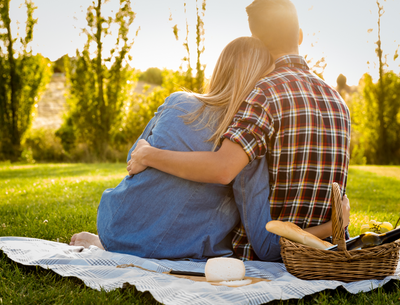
[246,0,299,54]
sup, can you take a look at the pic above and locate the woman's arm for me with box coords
[127,138,249,184]
[303,221,333,239]
[303,194,350,239]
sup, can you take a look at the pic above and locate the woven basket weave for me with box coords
[280,182,400,282]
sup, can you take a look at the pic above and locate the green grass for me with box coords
[0,163,159,304]
[347,166,400,237]
[1,163,400,304]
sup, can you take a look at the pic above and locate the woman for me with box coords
[70,37,276,259]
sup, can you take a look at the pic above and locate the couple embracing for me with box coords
[71,0,351,262]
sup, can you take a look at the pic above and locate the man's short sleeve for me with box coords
[222,86,274,162]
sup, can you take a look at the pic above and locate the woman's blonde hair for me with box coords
[185,36,274,150]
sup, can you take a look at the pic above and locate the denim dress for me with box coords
[97,92,240,259]
[232,157,281,261]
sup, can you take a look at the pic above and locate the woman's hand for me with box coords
[127,139,151,175]
[341,194,350,228]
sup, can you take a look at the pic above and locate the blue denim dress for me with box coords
[97,92,240,259]
[232,157,281,261]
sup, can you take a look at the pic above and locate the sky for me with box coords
[7,0,400,87]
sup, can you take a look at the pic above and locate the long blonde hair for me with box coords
[185,36,274,150]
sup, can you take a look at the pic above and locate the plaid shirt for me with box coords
[223,55,351,260]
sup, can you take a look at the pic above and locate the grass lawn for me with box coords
[0,163,400,304]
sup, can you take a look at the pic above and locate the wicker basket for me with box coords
[280,182,400,282]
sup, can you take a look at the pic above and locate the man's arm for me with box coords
[127,138,249,184]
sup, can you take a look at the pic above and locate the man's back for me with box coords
[225,55,351,229]
[265,55,350,227]
[226,55,351,260]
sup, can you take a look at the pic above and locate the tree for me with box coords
[0,0,52,161]
[350,0,400,164]
[375,0,389,164]
[194,0,206,93]
[53,54,69,74]
[139,67,163,85]
[58,0,137,159]
[170,0,206,93]
[336,74,348,93]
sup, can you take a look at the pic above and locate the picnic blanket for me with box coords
[1,237,399,305]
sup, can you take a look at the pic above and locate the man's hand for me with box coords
[127,139,151,175]
[341,194,350,228]
[125,138,248,184]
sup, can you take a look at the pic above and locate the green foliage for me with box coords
[171,0,206,93]
[109,0,208,154]
[58,0,137,160]
[22,128,67,162]
[1,164,400,303]
[352,72,400,164]
[53,54,68,73]
[1,0,208,163]
[55,116,75,154]
[3,0,207,163]
[194,0,206,93]
[347,0,400,165]
[0,0,52,161]
[139,67,163,85]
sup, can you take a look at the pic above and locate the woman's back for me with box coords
[97,92,240,259]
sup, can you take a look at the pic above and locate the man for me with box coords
[129,0,352,261]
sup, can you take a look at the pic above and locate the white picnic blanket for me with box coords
[1,237,399,305]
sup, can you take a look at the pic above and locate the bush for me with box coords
[22,128,67,162]
[24,67,200,163]
[139,67,163,85]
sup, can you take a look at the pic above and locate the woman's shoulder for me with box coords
[165,91,201,112]
[167,91,198,102]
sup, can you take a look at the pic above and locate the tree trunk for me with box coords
[4,0,20,159]
[376,2,388,164]
[95,0,107,154]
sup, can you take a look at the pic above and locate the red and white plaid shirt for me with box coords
[223,55,351,260]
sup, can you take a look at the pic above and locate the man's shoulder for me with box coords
[255,67,340,97]
[249,67,349,116]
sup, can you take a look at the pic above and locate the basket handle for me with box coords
[331,182,346,251]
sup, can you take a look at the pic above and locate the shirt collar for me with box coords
[274,55,309,70]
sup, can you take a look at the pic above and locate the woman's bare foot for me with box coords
[70,232,105,250]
